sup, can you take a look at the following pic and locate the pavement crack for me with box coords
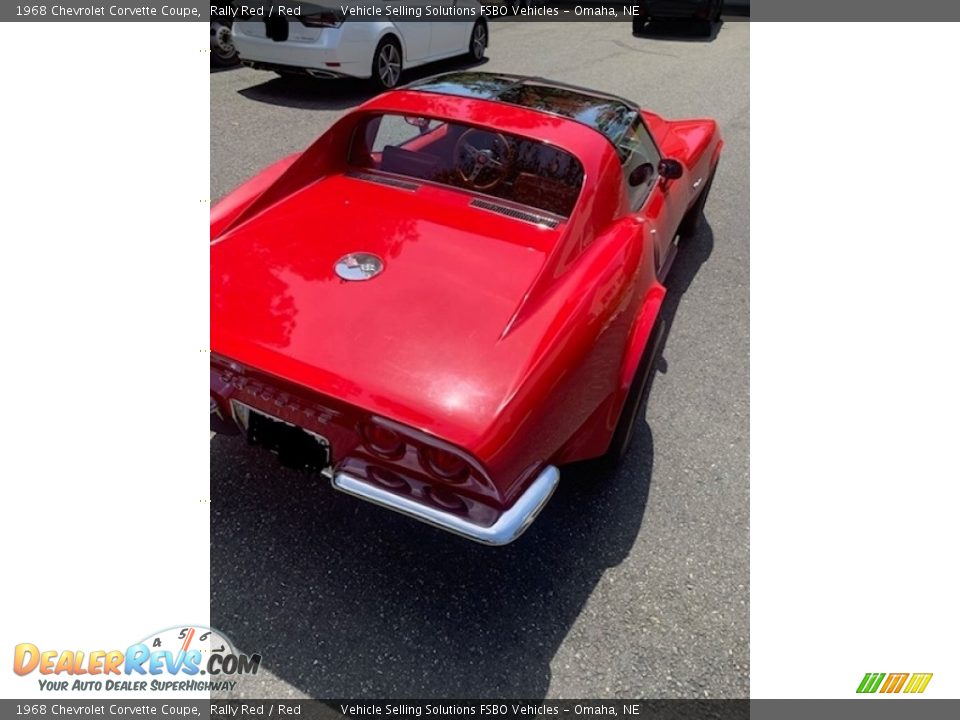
[611,39,681,58]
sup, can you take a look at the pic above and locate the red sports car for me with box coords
[211,72,722,545]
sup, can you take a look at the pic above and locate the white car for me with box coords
[232,9,489,90]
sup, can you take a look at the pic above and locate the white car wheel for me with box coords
[373,39,403,90]
[469,22,487,61]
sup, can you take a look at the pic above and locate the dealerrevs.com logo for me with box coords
[13,625,260,693]
[856,672,933,694]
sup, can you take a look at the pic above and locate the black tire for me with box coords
[592,316,665,473]
[467,21,488,62]
[210,20,238,67]
[699,2,721,36]
[370,37,403,91]
[678,161,718,237]
[632,17,648,36]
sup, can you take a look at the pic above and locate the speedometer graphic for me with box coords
[130,624,261,686]
[138,624,239,672]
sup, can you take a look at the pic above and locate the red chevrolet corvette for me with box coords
[211,72,722,545]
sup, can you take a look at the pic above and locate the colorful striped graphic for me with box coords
[903,673,934,694]
[879,673,909,693]
[857,672,932,694]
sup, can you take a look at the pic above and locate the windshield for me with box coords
[349,113,584,218]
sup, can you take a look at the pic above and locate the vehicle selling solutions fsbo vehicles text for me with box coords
[338,4,561,18]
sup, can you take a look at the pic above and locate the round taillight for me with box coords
[423,447,469,482]
[427,486,468,514]
[360,421,404,458]
[368,466,408,491]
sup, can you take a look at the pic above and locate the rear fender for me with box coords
[548,218,663,464]
[593,281,665,443]
[210,152,301,240]
[551,278,665,465]
[216,113,358,235]
[618,283,666,395]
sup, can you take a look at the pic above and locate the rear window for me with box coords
[349,114,584,218]
[407,72,639,148]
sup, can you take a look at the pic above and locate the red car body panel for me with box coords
[211,74,722,542]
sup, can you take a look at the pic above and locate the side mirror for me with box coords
[658,158,684,180]
[628,163,655,187]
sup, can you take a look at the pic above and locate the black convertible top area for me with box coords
[405,72,640,148]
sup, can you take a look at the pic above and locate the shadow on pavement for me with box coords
[661,221,715,348]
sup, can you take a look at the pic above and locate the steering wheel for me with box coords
[453,129,513,191]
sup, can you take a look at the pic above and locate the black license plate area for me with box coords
[265,16,289,42]
[246,407,330,471]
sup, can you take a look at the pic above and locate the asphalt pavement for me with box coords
[211,18,749,699]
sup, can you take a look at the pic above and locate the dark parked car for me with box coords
[633,0,724,35]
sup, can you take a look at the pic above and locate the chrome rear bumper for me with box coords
[332,466,560,546]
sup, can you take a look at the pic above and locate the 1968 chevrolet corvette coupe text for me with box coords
[211,72,722,545]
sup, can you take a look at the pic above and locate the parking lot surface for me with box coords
[211,19,749,699]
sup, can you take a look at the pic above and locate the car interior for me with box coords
[349,114,585,218]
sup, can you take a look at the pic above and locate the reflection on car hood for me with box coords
[211,173,564,444]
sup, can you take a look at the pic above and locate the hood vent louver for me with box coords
[469,199,560,229]
[347,171,420,191]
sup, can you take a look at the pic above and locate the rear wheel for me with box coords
[467,22,488,62]
[592,317,665,473]
[210,20,238,67]
[371,37,403,91]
